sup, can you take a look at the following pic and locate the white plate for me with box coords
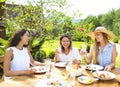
[93,71,115,80]
[36,78,66,87]
[55,62,67,68]
[78,76,94,84]
[31,66,46,73]
[86,64,104,71]
[75,69,84,76]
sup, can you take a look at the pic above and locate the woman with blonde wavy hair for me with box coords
[80,26,117,71]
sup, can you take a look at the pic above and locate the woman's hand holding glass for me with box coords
[80,44,87,55]
[73,59,81,64]
[56,48,61,54]
[79,44,88,59]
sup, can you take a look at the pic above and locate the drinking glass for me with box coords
[82,44,87,52]
[44,58,51,78]
[65,64,71,80]
[69,68,76,86]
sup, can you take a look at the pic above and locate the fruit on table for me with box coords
[86,77,92,83]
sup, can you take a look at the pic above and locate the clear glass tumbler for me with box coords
[69,72,75,86]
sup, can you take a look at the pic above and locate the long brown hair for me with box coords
[60,34,72,53]
[93,32,109,64]
[9,28,30,47]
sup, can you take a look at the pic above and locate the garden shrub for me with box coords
[33,50,46,63]
[41,50,47,60]
[113,36,120,43]
[48,51,55,59]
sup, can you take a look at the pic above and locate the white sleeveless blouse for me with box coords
[4,47,30,80]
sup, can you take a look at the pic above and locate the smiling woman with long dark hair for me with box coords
[54,34,81,64]
[4,28,44,80]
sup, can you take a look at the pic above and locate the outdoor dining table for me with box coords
[0,63,120,87]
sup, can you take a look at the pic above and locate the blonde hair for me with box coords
[93,32,109,64]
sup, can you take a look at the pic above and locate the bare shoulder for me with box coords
[112,43,117,54]
[5,47,13,57]
[5,47,13,53]
[112,43,117,50]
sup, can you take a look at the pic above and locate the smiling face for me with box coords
[61,37,70,49]
[21,31,30,45]
[94,32,104,42]
[60,34,72,52]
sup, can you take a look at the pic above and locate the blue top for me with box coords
[98,43,114,67]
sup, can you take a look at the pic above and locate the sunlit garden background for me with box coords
[0,0,120,79]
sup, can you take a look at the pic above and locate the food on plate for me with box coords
[39,67,45,71]
[86,64,103,71]
[31,66,46,73]
[93,71,115,80]
[46,80,61,86]
[74,65,84,76]
[86,77,93,83]
[36,79,66,87]
[86,66,96,70]
[94,72,111,79]
[78,76,93,84]
[77,65,82,69]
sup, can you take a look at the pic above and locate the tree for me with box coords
[2,0,73,59]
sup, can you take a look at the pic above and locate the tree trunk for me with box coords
[0,1,5,19]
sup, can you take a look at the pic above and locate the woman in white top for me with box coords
[4,29,43,80]
[54,34,81,64]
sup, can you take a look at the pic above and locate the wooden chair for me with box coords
[0,56,4,82]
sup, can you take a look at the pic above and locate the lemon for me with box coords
[86,77,92,83]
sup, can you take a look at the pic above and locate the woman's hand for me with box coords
[25,69,36,75]
[56,48,61,54]
[79,49,87,55]
[39,63,45,66]
[54,48,61,62]
[104,65,112,71]
[73,59,81,64]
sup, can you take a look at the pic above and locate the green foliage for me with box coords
[30,37,45,59]
[98,9,120,36]
[116,55,120,68]
[48,51,55,59]
[0,38,8,55]
[72,22,94,42]
[42,40,59,56]
[2,0,78,58]
[78,8,120,43]
[41,50,47,60]
[0,0,5,2]
[113,36,120,43]
[42,40,84,56]
[35,50,46,63]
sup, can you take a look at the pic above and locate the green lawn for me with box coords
[42,40,84,55]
